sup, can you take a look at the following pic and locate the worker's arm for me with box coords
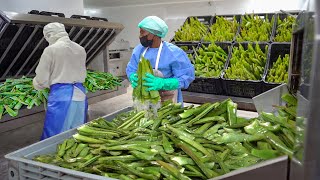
[126,47,140,79]
[171,51,195,89]
[126,47,142,88]
[33,48,52,90]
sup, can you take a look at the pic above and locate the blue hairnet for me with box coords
[138,16,168,38]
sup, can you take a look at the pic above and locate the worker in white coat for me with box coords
[33,22,88,140]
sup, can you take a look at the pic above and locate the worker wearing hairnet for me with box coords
[126,16,195,103]
[33,22,87,140]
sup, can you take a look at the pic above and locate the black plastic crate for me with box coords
[39,11,65,17]
[198,42,232,69]
[70,15,92,20]
[91,17,109,22]
[222,42,270,98]
[203,14,242,43]
[185,42,232,95]
[236,13,276,43]
[263,43,291,92]
[170,15,213,43]
[175,42,199,64]
[187,77,224,95]
[28,10,40,15]
[184,16,213,26]
[273,12,300,42]
[174,42,200,54]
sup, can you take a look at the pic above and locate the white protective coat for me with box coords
[33,22,87,101]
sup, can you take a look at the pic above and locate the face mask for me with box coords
[140,35,153,47]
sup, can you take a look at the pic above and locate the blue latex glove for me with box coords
[143,73,179,91]
[129,73,138,88]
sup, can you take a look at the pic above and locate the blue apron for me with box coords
[41,83,88,140]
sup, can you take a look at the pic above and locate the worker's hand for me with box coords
[143,73,179,91]
[129,73,138,88]
[32,78,46,90]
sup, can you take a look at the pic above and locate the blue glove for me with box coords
[129,73,138,88]
[143,73,179,91]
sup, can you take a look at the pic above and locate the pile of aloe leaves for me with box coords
[34,93,297,180]
[0,71,121,119]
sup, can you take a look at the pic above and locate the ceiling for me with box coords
[84,0,217,8]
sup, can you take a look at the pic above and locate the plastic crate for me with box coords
[170,15,213,43]
[236,13,276,43]
[198,42,232,70]
[174,42,200,54]
[70,15,92,20]
[39,11,65,17]
[186,42,232,95]
[203,14,242,43]
[175,42,198,92]
[222,42,270,98]
[5,107,132,180]
[263,43,291,92]
[28,10,40,15]
[186,77,224,94]
[273,12,300,42]
[174,42,200,65]
[91,17,109,22]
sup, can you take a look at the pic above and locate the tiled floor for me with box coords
[88,87,134,120]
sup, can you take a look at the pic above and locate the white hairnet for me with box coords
[43,22,69,45]
[138,16,168,38]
